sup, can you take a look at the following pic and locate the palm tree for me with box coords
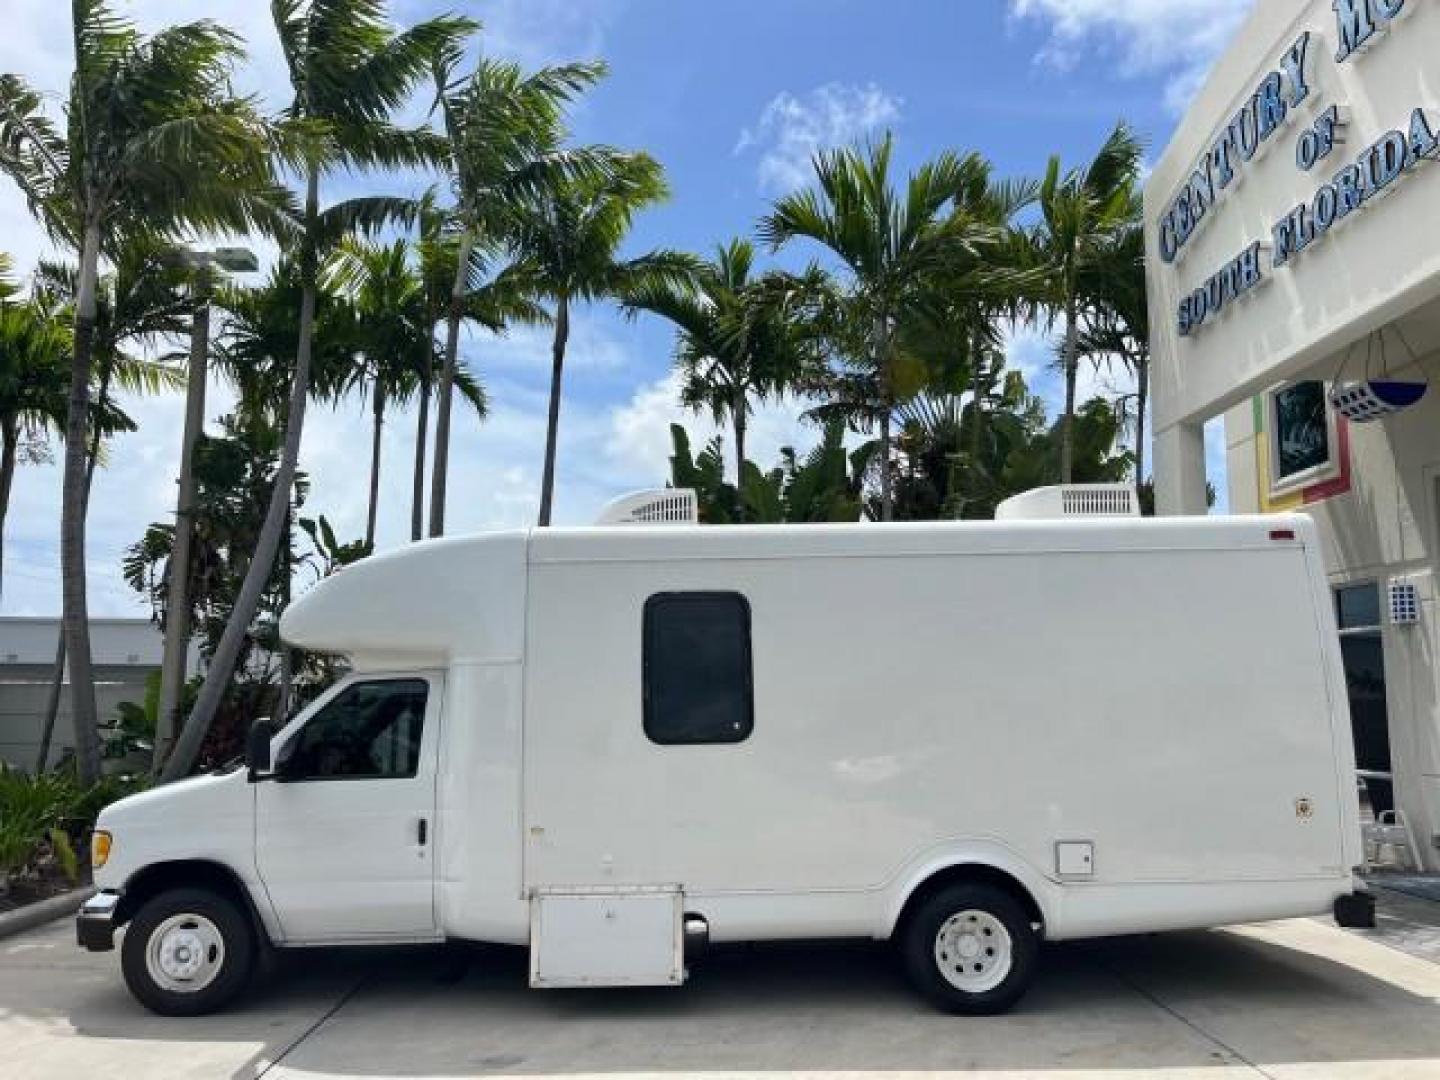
[427,53,608,537]
[29,241,190,775]
[163,1,473,782]
[0,256,70,600]
[330,236,492,547]
[1029,122,1142,483]
[407,207,542,540]
[0,3,279,784]
[760,136,996,521]
[409,192,450,541]
[1076,219,1148,491]
[330,238,423,547]
[509,158,690,526]
[623,239,818,506]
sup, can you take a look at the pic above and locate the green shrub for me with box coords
[0,765,145,890]
[48,828,79,883]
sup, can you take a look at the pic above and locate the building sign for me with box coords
[1169,0,1434,338]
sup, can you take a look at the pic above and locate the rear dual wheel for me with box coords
[899,883,1039,1014]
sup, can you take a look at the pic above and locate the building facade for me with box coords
[1147,0,1440,868]
[0,617,185,770]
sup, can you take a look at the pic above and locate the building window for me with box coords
[1335,583,1393,817]
[1268,381,1340,495]
[643,592,753,745]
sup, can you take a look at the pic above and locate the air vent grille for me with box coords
[1061,487,1137,517]
[995,484,1140,521]
[595,489,699,526]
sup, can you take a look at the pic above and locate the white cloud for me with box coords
[607,371,820,483]
[736,83,903,194]
[1009,0,1256,113]
[482,315,631,377]
[473,0,621,68]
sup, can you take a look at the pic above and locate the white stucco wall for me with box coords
[1148,1,1440,868]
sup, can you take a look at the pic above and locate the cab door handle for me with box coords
[417,818,428,846]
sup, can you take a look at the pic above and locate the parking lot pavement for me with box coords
[4,914,1440,1080]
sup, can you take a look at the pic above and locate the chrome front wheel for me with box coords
[145,913,227,994]
[933,908,1013,993]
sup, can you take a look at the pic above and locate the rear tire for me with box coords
[899,883,1039,1014]
[121,887,255,1016]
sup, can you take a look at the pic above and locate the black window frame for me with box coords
[275,677,432,783]
[642,591,755,746]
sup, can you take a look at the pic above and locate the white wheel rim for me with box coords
[145,913,226,994]
[934,909,1013,994]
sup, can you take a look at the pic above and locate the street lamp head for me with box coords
[211,247,259,274]
[163,246,260,274]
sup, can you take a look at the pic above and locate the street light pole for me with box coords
[152,247,256,772]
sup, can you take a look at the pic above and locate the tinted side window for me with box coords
[643,592,753,745]
[281,679,429,780]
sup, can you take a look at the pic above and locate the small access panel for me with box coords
[530,886,685,988]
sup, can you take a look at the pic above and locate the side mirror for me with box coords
[246,719,276,780]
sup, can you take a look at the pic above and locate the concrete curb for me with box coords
[0,887,95,942]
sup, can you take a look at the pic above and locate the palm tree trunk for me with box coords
[1060,298,1079,484]
[876,315,894,522]
[429,232,475,539]
[33,634,64,773]
[537,294,570,528]
[61,220,104,786]
[274,504,294,724]
[365,378,386,549]
[36,353,113,775]
[0,414,16,605]
[1134,352,1149,494]
[968,351,992,520]
[955,324,985,519]
[162,168,321,783]
[733,396,747,524]
[411,331,432,542]
[152,284,211,772]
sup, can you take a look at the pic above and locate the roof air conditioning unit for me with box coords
[994,484,1140,521]
[595,489,699,526]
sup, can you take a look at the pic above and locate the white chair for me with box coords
[1363,809,1423,872]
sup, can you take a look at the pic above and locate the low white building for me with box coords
[1147,0,1440,867]
[0,617,180,769]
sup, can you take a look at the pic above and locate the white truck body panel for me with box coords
[94,514,1363,987]
[530,888,684,987]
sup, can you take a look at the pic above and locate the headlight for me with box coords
[91,830,112,869]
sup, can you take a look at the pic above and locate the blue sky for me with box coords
[0,0,1251,615]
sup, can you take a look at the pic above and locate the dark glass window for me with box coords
[1334,583,1393,816]
[1336,583,1381,630]
[1273,381,1331,480]
[643,592,753,745]
[280,679,429,780]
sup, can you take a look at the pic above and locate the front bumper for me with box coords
[75,890,120,952]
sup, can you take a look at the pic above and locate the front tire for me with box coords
[121,887,255,1016]
[899,883,1039,1014]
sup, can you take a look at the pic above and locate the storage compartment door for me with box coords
[530,889,683,988]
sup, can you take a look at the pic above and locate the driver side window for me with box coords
[280,679,429,781]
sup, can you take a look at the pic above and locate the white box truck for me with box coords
[77,489,1371,1016]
